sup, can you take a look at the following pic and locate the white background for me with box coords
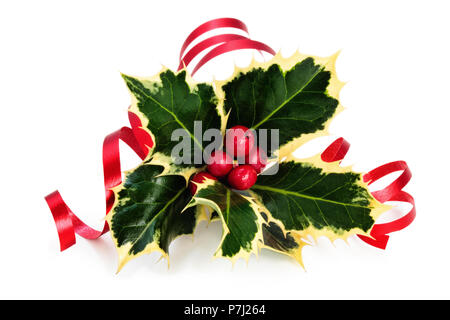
[1,0,449,299]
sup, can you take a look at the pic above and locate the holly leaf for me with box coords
[186,178,264,263]
[217,52,343,158]
[251,155,389,243]
[107,163,206,271]
[122,69,223,180]
[260,212,309,267]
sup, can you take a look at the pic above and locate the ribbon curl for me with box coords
[45,18,414,252]
[45,122,151,251]
[178,17,276,75]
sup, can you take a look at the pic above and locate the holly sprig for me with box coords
[107,52,388,271]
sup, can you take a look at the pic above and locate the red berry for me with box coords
[224,125,255,158]
[227,165,258,190]
[206,150,233,178]
[189,172,217,195]
[245,147,268,173]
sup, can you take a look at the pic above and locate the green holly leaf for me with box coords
[217,52,343,158]
[122,69,223,180]
[251,155,388,243]
[107,163,207,271]
[187,178,263,263]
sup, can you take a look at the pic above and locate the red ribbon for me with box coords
[179,18,249,63]
[45,118,152,251]
[321,138,416,249]
[178,17,276,75]
[45,18,414,252]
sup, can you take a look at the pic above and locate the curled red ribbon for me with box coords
[45,124,151,251]
[321,138,416,249]
[179,18,249,61]
[45,18,414,252]
[178,17,276,75]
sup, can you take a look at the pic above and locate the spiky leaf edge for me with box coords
[251,153,390,246]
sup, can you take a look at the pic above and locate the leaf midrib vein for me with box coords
[252,184,369,209]
[251,66,325,129]
[126,79,203,150]
[129,188,185,250]
[225,189,230,225]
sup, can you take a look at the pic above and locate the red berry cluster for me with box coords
[189,126,267,194]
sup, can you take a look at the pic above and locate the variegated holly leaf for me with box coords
[216,52,343,158]
[251,155,389,244]
[259,211,309,267]
[186,178,263,263]
[107,163,206,271]
[122,69,223,180]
